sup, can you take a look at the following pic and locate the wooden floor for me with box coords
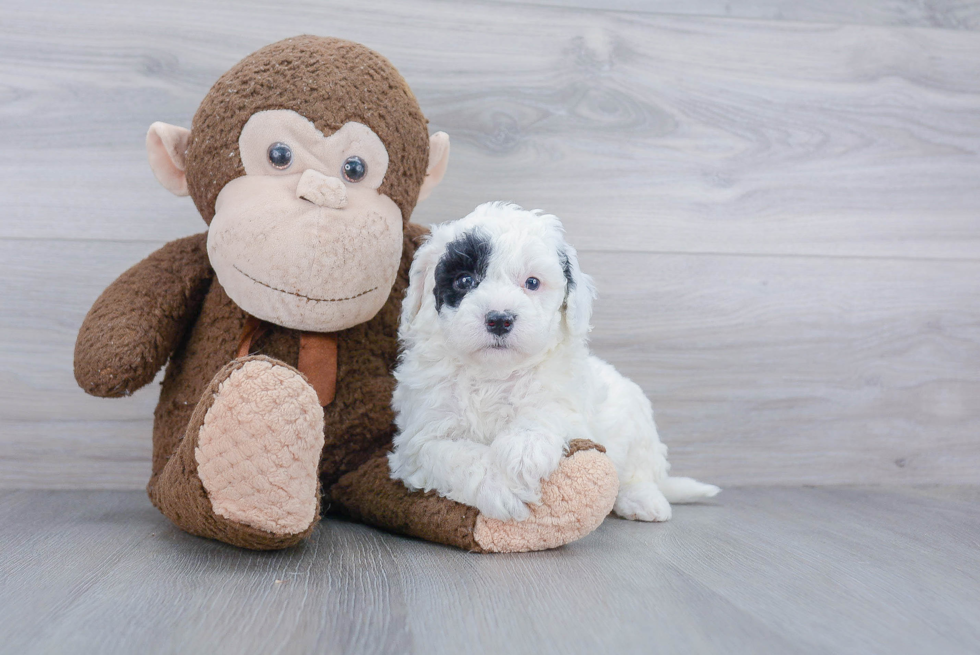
[1,487,977,655]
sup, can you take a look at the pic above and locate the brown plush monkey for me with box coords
[74,36,618,552]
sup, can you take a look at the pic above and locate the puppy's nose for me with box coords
[296,169,348,209]
[485,311,516,336]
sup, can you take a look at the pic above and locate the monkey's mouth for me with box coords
[233,265,378,303]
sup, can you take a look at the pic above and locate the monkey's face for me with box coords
[206,109,404,332]
[146,37,451,333]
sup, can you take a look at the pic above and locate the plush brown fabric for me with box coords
[74,233,212,398]
[332,440,613,553]
[78,221,615,552]
[332,454,485,552]
[117,222,486,551]
[566,439,606,457]
[75,36,615,553]
[143,223,426,492]
[150,356,319,550]
[185,36,430,225]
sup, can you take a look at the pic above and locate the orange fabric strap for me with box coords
[235,315,338,407]
[298,331,338,407]
[236,315,266,360]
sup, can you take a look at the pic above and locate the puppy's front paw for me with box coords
[475,469,532,522]
[491,429,564,497]
[614,481,672,522]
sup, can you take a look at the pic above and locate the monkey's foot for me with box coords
[331,440,617,553]
[149,356,324,550]
[195,356,325,537]
[471,440,618,553]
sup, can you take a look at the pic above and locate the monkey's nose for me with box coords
[296,169,348,209]
[485,311,516,337]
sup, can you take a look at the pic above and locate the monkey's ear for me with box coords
[417,132,450,203]
[146,122,191,197]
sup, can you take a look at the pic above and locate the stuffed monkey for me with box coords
[74,36,618,552]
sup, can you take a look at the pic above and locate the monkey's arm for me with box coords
[74,232,213,397]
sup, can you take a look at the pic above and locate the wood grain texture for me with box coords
[585,250,980,485]
[1,0,979,488]
[4,240,978,487]
[1,0,979,258]
[500,0,980,30]
[1,488,978,654]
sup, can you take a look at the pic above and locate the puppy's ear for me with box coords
[560,245,596,338]
[401,238,442,329]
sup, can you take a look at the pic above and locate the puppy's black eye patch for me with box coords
[434,230,491,312]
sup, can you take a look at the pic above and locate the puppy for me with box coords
[389,202,719,522]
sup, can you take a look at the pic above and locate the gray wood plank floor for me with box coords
[1,487,977,655]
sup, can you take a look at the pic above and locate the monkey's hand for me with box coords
[74,232,213,397]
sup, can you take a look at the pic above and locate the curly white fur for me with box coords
[389,203,719,522]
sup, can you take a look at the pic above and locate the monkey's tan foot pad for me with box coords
[472,439,619,553]
[196,356,325,536]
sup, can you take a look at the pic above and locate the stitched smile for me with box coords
[233,265,378,303]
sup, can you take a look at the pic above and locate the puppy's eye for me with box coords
[267,142,292,170]
[342,155,367,182]
[524,277,540,291]
[453,274,475,291]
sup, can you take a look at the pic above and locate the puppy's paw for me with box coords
[474,469,532,522]
[491,429,564,497]
[614,481,672,522]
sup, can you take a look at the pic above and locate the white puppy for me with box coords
[389,202,719,522]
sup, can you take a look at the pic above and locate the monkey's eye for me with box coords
[267,142,292,170]
[525,277,540,291]
[453,274,475,291]
[342,156,367,183]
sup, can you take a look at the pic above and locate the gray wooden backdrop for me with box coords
[2,0,978,489]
